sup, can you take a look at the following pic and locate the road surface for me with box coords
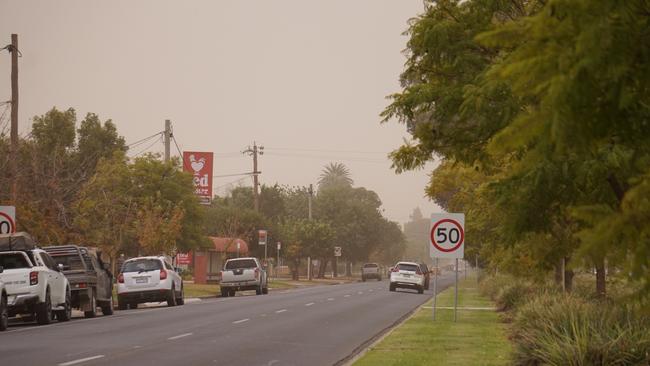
[0,274,455,366]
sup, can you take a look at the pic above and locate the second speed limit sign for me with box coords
[430,213,464,258]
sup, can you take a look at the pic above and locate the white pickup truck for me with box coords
[0,233,71,325]
[219,257,268,297]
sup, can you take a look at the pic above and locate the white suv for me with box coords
[117,256,184,309]
[389,261,425,294]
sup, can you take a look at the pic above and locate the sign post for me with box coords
[430,213,465,322]
[258,230,268,264]
[0,206,16,234]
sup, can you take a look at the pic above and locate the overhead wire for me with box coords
[132,134,163,157]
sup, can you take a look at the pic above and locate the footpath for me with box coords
[352,274,511,366]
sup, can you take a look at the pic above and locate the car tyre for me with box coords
[167,285,177,307]
[256,285,263,295]
[177,285,184,305]
[101,296,114,315]
[129,303,138,310]
[36,288,53,325]
[55,289,72,322]
[362,276,366,282]
[418,286,424,294]
[0,293,8,331]
[220,288,228,297]
[118,298,127,311]
[84,289,97,318]
[389,283,396,292]
[228,289,236,297]
[262,286,268,295]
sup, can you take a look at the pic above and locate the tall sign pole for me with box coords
[430,213,465,322]
[9,34,19,205]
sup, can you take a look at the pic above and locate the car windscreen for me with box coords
[122,259,162,273]
[397,263,419,272]
[363,263,378,268]
[51,254,86,270]
[0,252,32,269]
[225,259,257,270]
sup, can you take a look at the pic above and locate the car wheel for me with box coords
[362,276,366,282]
[220,288,228,297]
[118,298,127,311]
[418,286,424,294]
[389,283,395,292]
[177,285,185,305]
[84,289,97,318]
[256,285,262,295]
[0,293,8,331]
[129,303,138,310]
[101,296,114,316]
[262,286,268,295]
[167,285,177,307]
[228,290,236,297]
[36,288,53,325]
[56,289,72,322]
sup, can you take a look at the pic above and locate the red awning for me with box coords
[208,237,249,254]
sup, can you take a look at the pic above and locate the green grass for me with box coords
[354,275,511,366]
[184,283,220,298]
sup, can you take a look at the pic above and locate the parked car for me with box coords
[44,245,114,317]
[0,232,71,325]
[219,257,268,297]
[361,263,382,281]
[117,256,184,310]
[419,263,431,290]
[0,276,7,331]
[389,261,425,294]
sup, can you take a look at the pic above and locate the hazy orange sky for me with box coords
[0,0,442,224]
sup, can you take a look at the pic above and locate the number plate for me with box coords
[135,277,148,284]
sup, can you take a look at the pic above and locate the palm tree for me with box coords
[317,162,353,190]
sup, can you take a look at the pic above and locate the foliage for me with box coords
[317,162,353,190]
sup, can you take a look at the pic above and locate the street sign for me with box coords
[182,151,214,205]
[334,246,341,257]
[258,230,267,246]
[430,213,464,259]
[0,206,16,234]
[176,252,192,265]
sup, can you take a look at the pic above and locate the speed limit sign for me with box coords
[0,206,16,234]
[430,213,464,258]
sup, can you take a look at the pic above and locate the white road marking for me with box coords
[233,318,250,324]
[358,291,364,295]
[305,302,315,306]
[369,289,374,292]
[327,298,335,301]
[58,355,105,366]
[344,294,351,298]
[167,332,193,340]
[275,309,287,313]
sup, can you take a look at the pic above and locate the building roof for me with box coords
[209,237,249,254]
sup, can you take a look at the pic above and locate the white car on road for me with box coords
[0,233,72,325]
[117,256,184,309]
[389,261,425,294]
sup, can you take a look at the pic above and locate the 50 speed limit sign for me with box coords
[430,213,464,259]
[0,206,16,234]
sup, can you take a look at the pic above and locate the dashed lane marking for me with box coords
[305,302,315,306]
[233,318,250,324]
[344,295,351,298]
[167,333,193,340]
[275,309,287,313]
[58,355,105,366]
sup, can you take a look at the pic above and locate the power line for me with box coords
[132,134,163,157]
[126,131,164,148]
[265,147,389,155]
[263,152,388,164]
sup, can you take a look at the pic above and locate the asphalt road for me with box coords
[0,274,456,366]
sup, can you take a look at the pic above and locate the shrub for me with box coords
[479,274,512,300]
[511,293,650,366]
[495,281,533,312]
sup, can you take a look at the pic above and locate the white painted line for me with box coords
[167,332,193,340]
[369,289,374,292]
[327,298,335,301]
[233,318,250,324]
[358,291,364,295]
[305,302,315,306]
[344,294,351,298]
[275,309,287,313]
[58,355,105,366]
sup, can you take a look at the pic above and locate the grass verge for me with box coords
[354,275,511,366]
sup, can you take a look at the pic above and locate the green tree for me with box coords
[317,162,353,191]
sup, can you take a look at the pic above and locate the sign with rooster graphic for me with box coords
[182,151,214,205]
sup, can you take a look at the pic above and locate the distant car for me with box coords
[44,245,114,318]
[219,257,268,297]
[117,256,184,310]
[0,276,7,331]
[389,261,425,294]
[361,263,382,281]
[419,263,431,290]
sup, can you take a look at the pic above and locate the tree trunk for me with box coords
[595,259,606,298]
[564,268,574,293]
[290,258,300,281]
[317,258,328,278]
[554,260,563,287]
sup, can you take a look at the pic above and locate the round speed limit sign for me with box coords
[430,213,465,259]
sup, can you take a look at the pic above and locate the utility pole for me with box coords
[8,34,19,204]
[243,142,263,211]
[164,119,171,161]
[307,184,313,280]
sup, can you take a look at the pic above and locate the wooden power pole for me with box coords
[164,119,171,161]
[9,34,19,204]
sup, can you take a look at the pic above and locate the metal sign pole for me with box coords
[454,258,459,322]
[432,257,438,320]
